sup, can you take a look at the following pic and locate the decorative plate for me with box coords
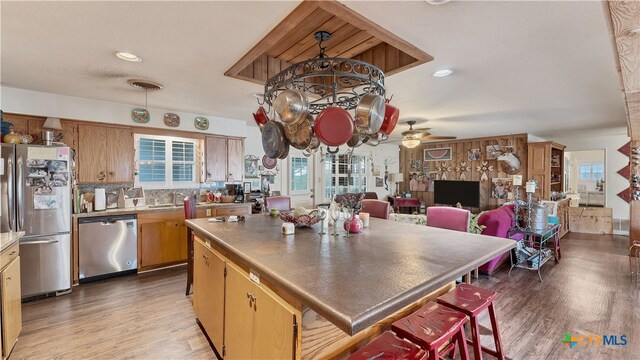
[262,155,277,169]
[164,113,180,127]
[131,108,150,123]
[194,116,209,130]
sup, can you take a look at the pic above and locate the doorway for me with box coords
[565,150,606,207]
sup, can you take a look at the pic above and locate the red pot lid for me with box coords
[379,103,399,135]
[314,107,354,147]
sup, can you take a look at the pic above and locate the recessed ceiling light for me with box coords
[425,0,452,5]
[432,69,453,77]
[114,51,142,63]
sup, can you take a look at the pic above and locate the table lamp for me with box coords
[42,117,62,146]
[392,173,404,197]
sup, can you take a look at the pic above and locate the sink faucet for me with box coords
[173,192,185,206]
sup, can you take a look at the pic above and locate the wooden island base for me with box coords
[301,282,455,359]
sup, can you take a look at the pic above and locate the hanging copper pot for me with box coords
[284,116,313,150]
[262,121,288,159]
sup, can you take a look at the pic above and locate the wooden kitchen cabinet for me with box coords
[1,113,78,150]
[204,136,245,182]
[193,237,226,355]
[527,141,565,200]
[78,124,134,183]
[225,262,296,360]
[138,210,188,270]
[1,255,21,360]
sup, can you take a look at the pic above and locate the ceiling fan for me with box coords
[396,120,456,148]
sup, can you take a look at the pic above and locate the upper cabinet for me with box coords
[527,141,565,200]
[1,113,78,151]
[78,124,134,183]
[205,136,244,182]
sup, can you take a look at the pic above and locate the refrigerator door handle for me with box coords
[21,240,60,245]
[7,156,15,231]
[16,154,24,231]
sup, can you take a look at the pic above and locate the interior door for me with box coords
[287,150,315,208]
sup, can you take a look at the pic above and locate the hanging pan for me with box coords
[378,99,400,135]
[314,107,354,147]
[273,89,309,125]
[354,94,385,134]
[253,106,269,132]
[284,115,313,150]
[262,121,289,159]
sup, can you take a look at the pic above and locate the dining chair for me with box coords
[184,196,196,296]
[265,196,291,212]
[426,206,475,283]
[361,199,390,220]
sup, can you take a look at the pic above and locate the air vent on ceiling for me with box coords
[127,79,164,91]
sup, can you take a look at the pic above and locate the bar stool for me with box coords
[391,302,470,360]
[347,331,426,360]
[436,284,504,360]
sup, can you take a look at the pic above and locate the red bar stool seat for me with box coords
[391,302,470,360]
[347,331,426,360]
[436,284,504,360]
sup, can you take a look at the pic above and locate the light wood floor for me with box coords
[10,233,639,359]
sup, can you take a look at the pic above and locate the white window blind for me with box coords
[135,134,198,188]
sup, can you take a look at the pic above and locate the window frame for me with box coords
[289,156,309,193]
[323,153,367,200]
[134,133,199,189]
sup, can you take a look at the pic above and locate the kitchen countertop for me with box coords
[74,202,251,218]
[186,215,515,335]
[1,231,25,253]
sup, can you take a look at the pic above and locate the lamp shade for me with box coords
[43,117,63,130]
[394,173,404,183]
[402,138,421,148]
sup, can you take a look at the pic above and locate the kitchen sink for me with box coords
[147,204,179,209]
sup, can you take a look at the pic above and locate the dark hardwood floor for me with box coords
[10,233,639,359]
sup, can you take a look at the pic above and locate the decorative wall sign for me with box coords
[164,113,180,127]
[468,148,481,161]
[424,147,452,161]
[491,177,514,199]
[194,117,209,130]
[455,161,471,180]
[617,164,630,179]
[410,159,422,172]
[475,161,494,181]
[244,155,259,178]
[131,108,150,123]
[436,161,452,180]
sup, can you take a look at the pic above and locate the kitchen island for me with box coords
[186,215,515,359]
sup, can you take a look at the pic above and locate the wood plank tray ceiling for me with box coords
[225,0,433,85]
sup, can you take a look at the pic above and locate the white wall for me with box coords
[1,86,247,137]
[550,128,630,222]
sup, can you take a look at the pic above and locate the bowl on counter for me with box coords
[278,210,320,227]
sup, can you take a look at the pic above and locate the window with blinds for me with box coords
[323,154,367,200]
[290,157,308,192]
[134,134,198,187]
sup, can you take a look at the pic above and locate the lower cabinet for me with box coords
[139,210,188,269]
[193,238,225,353]
[193,236,298,359]
[2,256,22,359]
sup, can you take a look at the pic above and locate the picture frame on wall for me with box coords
[243,182,251,194]
[468,148,481,161]
[244,156,259,178]
[375,177,383,187]
[424,147,452,161]
[491,177,514,199]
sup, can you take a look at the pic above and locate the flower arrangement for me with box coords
[337,193,365,214]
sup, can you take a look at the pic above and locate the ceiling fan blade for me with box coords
[420,136,457,141]
[415,127,432,131]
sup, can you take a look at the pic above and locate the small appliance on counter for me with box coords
[226,183,244,202]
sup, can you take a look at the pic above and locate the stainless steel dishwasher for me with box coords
[78,215,138,283]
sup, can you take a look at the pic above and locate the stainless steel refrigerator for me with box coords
[1,143,72,298]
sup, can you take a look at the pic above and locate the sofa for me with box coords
[477,204,523,275]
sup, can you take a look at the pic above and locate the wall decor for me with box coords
[424,147,452,161]
[243,182,251,194]
[618,141,631,157]
[491,177,514,199]
[468,148,481,161]
[617,164,630,179]
[261,172,276,193]
[409,172,427,191]
[375,177,383,187]
[422,162,430,172]
[486,145,502,160]
[410,159,422,171]
[476,161,494,181]
[618,188,632,203]
[262,155,277,170]
[164,113,180,127]
[427,172,438,192]
[251,179,260,189]
[244,155,259,178]
[131,108,150,123]
[194,116,209,130]
[455,161,471,180]
[436,162,452,180]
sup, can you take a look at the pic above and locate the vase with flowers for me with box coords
[338,193,365,235]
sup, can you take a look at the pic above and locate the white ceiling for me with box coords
[0,1,627,140]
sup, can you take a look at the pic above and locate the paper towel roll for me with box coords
[94,188,106,211]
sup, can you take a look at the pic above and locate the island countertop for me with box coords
[186,215,515,335]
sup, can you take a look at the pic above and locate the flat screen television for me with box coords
[433,180,480,208]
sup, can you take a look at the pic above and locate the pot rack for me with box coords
[260,31,386,116]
